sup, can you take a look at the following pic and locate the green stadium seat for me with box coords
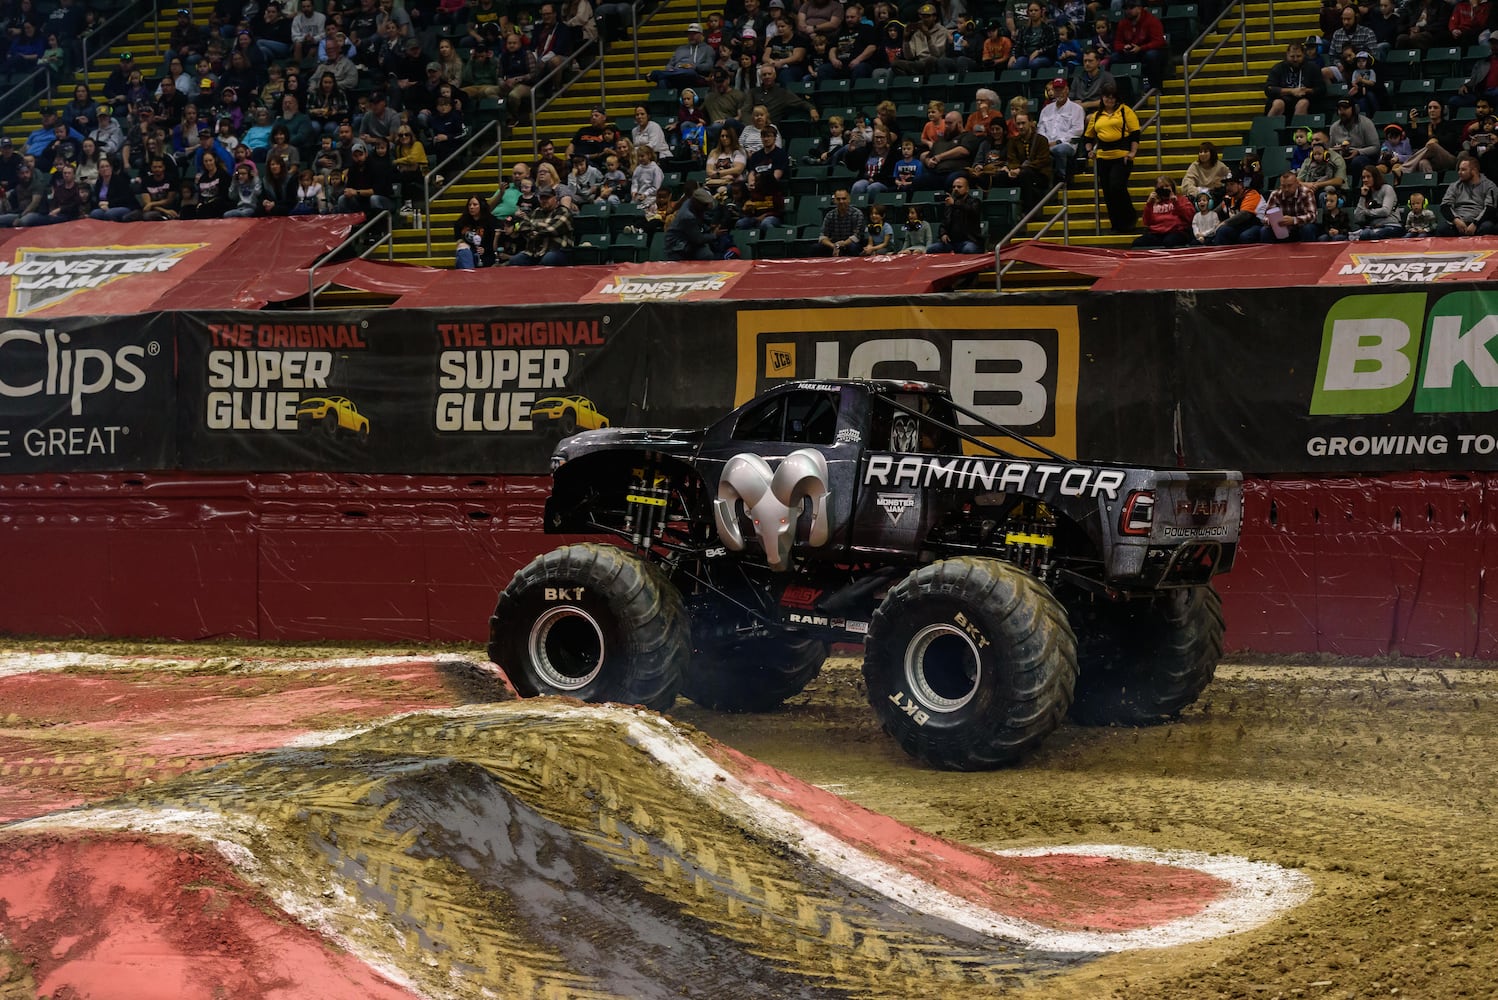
[731,229,758,259]
[1260,145,1294,178]
[572,235,609,265]
[609,231,646,262]
[872,190,908,207]
[1246,116,1283,147]
[1423,46,1463,78]
[646,231,666,261]
[983,186,1022,227]
[1394,78,1436,108]
[1381,49,1422,79]
[1289,113,1325,130]
[851,75,891,103]
[1372,109,1408,128]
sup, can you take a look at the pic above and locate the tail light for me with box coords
[1120,490,1155,536]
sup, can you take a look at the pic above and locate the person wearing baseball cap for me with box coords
[89,104,126,157]
[1037,75,1085,183]
[508,183,574,266]
[665,186,720,260]
[647,18,715,87]
[890,0,949,75]
[567,105,613,162]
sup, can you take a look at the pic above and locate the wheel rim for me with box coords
[904,623,981,713]
[527,606,605,691]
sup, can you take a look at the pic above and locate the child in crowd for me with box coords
[630,143,663,208]
[1084,16,1113,65]
[1379,123,1412,175]
[863,203,893,254]
[293,166,325,215]
[1319,188,1352,241]
[1289,127,1311,170]
[895,204,933,253]
[598,153,627,206]
[892,137,924,191]
[1191,191,1218,244]
[803,115,846,165]
[1402,191,1436,236]
[1347,50,1379,115]
[981,20,1013,69]
[1054,23,1082,71]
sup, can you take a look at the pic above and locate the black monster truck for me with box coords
[488,379,1242,770]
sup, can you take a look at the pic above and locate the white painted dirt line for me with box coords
[0,651,489,679]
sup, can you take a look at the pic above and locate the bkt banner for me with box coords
[1177,287,1498,473]
[0,314,175,472]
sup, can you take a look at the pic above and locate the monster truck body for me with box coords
[491,379,1243,769]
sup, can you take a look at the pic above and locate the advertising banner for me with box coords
[1176,286,1498,473]
[174,306,738,474]
[0,314,176,473]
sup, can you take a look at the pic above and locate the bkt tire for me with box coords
[682,635,828,713]
[488,543,688,713]
[863,557,1077,771]
[1067,585,1223,727]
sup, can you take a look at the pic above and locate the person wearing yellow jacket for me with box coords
[1083,83,1140,234]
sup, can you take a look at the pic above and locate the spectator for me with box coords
[565,151,602,202]
[39,121,81,174]
[1182,140,1230,197]
[740,123,788,228]
[597,154,626,206]
[1448,0,1490,48]
[392,126,427,208]
[1402,190,1437,236]
[1347,50,1382,115]
[359,90,401,147]
[1396,0,1452,49]
[254,3,293,62]
[223,161,261,217]
[131,159,180,220]
[1348,165,1401,239]
[630,105,671,159]
[89,106,124,157]
[1329,98,1379,176]
[703,70,749,146]
[1450,34,1498,113]
[747,60,820,122]
[274,94,315,156]
[1008,1,1057,70]
[800,0,842,38]
[594,0,635,44]
[7,20,44,72]
[193,152,230,218]
[242,106,274,154]
[0,139,18,190]
[455,195,498,267]
[1084,14,1114,65]
[863,202,894,253]
[266,123,301,168]
[762,16,812,84]
[1208,172,1266,243]
[664,186,717,259]
[307,73,349,138]
[1437,152,1498,234]
[1254,170,1319,242]
[88,158,136,222]
[1318,187,1353,240]
[825,0,877,77]
[1190,191,1218,244]
[919,99,946,150]
[1365,0,1400,60]
[894,202,933,252]
[259,155,297,215]
[1113,0,1166,93]
[1037,76,1084,181]
[1299,131,1348,193]
[62,83,96,135]
[0,162,40,226]
[965,88,1004,147]
[1132,174,1194,247]
[630,142,663,207]
[292,166,326,215]
[649,22,716,87]
[497,31,540,124]
[564,0,598,47]
[891,136,925,192]
[1324,5,1379,82]
[167,8,207,66]
[336,140,398,219]
[531,3,575,75]
[926,175,983,252]
[291,0,326,64]
[508,185,573,265]
[1083,83,1139,233]
[428,94,466,162]
[1071,49,1114,112]
[103,51,136,107]
[311,36,359,91]
[921,110,980,189]
[848,127,894,194]
[816,187,867,255]
[192,124,233,175]
[705,125,746,189]
[998,110,1052,207]
[892,3,948,75]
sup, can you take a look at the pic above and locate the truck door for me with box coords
[852,391,963,557]
[697,387,859,567]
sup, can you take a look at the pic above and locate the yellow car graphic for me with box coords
[529,395,610,435]
[297,395,370,443]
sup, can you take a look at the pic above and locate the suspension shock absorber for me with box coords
[626,462,669,548]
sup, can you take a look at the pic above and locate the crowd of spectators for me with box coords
[0,0,602,227]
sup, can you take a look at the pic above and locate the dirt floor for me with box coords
[0,642,1494,1000]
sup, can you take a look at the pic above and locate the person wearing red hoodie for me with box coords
[1132,174,1195,247]
[1113,0,1167,94]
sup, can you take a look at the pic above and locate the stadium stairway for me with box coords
[999,0,1321,291]
[391,7,690,265]
[11,3,218,137]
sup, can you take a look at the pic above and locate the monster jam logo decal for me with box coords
[0,244,205,317]
[876,492,915,524]
[713,448,831,572]
[1333,250,1495,285]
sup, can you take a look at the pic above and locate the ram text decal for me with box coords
[865,454,1125,500]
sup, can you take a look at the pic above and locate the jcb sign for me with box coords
[737,305,1080,458]
[1312,291,1498,414]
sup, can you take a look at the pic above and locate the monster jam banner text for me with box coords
[0,314,175,473]
[173,307,735,473]
[1173,286,1498,473]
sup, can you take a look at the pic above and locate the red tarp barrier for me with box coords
[0,216,357,317]
[318,254,995,306]
[1000,238,1498,291]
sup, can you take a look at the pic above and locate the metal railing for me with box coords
[421,119,504,253]
[308,210,394,310]
[0,1,149,130]
[1182,0,1248,138]
[994,180,1069,292]
[527,36,608,150]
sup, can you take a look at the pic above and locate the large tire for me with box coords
[682,635,829,713]
[1067,585,1223,727]
[863,557,1077,771]
[488,543,687,712]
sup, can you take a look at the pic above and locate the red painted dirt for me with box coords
[714,743,1227,931]
[0,833,421,1000]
